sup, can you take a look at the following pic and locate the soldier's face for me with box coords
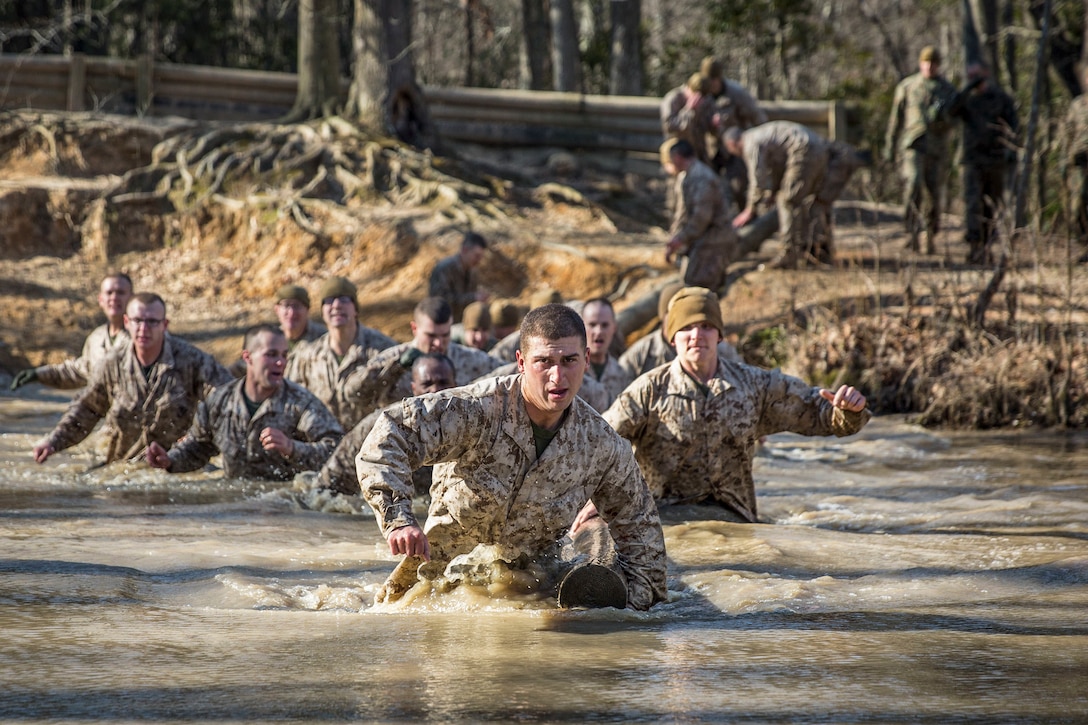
[124,300,168,356]
[275,299,309,339]
[920,59,939,79]
[410,359,455,395]
[98,276,132,319]
[581,301,615,360]
[673,321,721,375]
[322,295,357,330]
[464,327,490,350]
[461,245,486,268]
[411,315,452,354]
[245,331,288,393]
[516,335,587,422]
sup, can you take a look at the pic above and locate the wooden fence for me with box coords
[0,53,853,157]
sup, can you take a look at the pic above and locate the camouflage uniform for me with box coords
[884,72,957,250]
[357,374,668,610]
[588,356,634,408]
[1063,93,1088,248]
[811,140,869,264]
[671,158,736,291]
[40,334,233,463]
[317,408,432,496]
[285,324,397,429]
[618,330,741,381]
[34,325,129,389]
[166,378,342,480]
[479,361,611,413]
[661,85,717,164]
[741,121,830,267]
[344,341,505,414]
[428,254,479,323]
[488,329,521,363]
[711,79,768,210]
[604,356,871,522]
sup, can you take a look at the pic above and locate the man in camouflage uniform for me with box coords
[664,139,736,292]
[601,287,870,523]
[11,272,133,391]
[454,300,495,352]
[146,324,342,480]
[318,353,455,496]
[274,284,326,356]
[885,45,957,254]
[357,304,667,609]
[948,62,1018,264]
[581,298,633,406]
[810,141,871,265]
[286,277,396,429]
[428,231,490,323]
[344,296,504,415]
[1063,64,1088,262]
[32,293,233,465]
[726,121,831,269]
[618,281,741,381]
[660,72,718,164]
[701,56,768,211]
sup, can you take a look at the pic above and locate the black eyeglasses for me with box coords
[129,318,164,328]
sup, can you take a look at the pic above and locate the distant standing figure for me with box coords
[11,273,132,391]
[701,56,767,210]
[147,324,342,480]
[884,45,957,254]
[660,72,718,164]
[949,62,1018,265]
[664,139,736,292]
[428,231,490,323]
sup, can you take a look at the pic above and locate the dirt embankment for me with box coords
[0,110,1085,428]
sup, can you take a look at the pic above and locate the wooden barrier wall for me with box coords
[0,53,851,154]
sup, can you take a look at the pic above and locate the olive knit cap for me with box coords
[462,301,491,330]
[665,286,724,343]
[275,284,310,308]
[318,276,357,307]
[491,301,521,329]
[919,46,941,63]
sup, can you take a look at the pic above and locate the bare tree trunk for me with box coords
[286,0,342,121]
[967,0,1000,80]
[550,0,581,92]
[608,0,641,96]
[464,0,477,86]
[1003,0,1016,91]
[521,0,552,90]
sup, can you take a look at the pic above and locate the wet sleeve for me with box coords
[755,368,871,439]
[603,377,651,443]
[166,400,219,473]
[44,370,112,452]
[289,399,345,472]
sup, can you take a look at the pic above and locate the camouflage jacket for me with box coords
[713,80,768,132]
[35,324,129,390]
[588,355,634,408]
[742,121,830,209]
[885,72,957,158]
[950,85,1018,167]
[166,378,342,480]
[671,159,734,254]
[1063,95,1088,165]
[317,407,432,496]
[661,85,717,162]
[344,341,506,414]
[357,374,668,610]
[428,255,479,322]
[43,334,233,463]
[604,356,871,522]
[618,329,741,381]
[285,324,397,429]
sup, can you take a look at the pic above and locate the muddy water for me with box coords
[1,390,1086,723]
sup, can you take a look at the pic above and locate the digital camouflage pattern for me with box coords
[604,356,871,522]
[41,334,233,463]
[428,254,479,322]
[344,341,506,414]
[671,159,736,290]
[285,324,397,429]
[713,80,768,133]
[166,378,342,480]
[660,85,717,163]
[317,408,432,496]
[357,374,667,610]
[34,324,129,389]
[588,356,634,408]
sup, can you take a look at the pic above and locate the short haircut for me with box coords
[129,292,166,316]
[415,296,453,325]
[104,272,134,291]
[722,127,743,147]
[243,323,286,351]
[412,352,456,379]
[519,303,586,352]
[670,139,696,159]
[582,297,615,318]
[462,231,488,250]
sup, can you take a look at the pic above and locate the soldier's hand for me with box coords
[665,237,685,264]
[10,368,37,390]
[146,441,172,470]
[820,385,867,413]
[33,442,55,464]
[570,501,600,535]
[388,524,431,560]
[732,208,754,229]
[399,347,425,370]
[260,427,293,457]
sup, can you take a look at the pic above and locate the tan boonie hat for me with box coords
[665,286,725,343]
[275,284,310,308]
[462,301,491,330]
[318,276,357,307]
[919,46,941,63]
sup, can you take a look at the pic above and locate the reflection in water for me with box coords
[1,392,1086,721]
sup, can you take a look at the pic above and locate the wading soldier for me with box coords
[428,231,490,323]
[274,284,326,356]
[357,304,667,609]
[884,45,957,254]
[146,324,342,480]
[581,298,632,406]
[598,287,870,523]
[32,293,233,465]
[11,273,133,391]
[455,301,495,352]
